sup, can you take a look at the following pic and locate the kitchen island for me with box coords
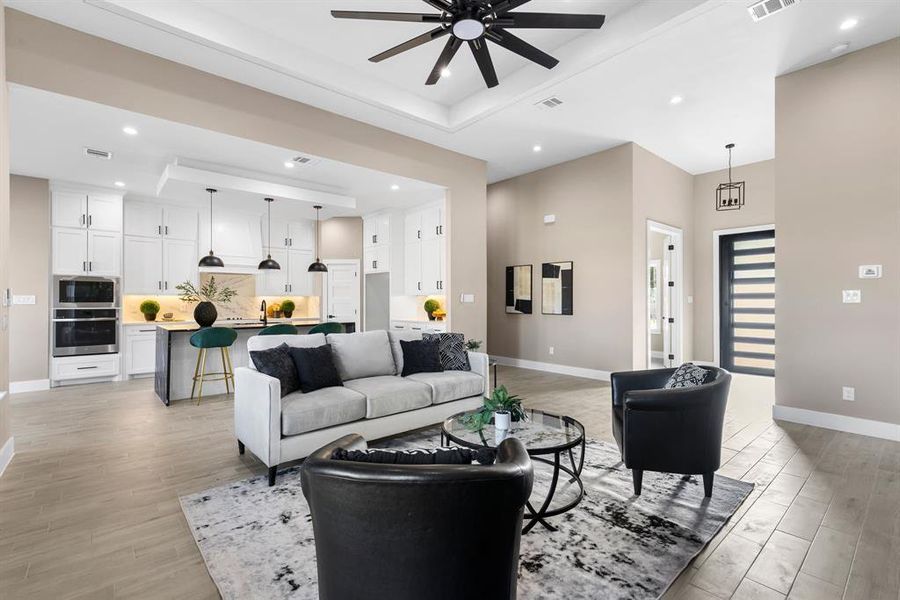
[154,319,356,405]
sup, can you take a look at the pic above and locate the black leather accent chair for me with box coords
[300,434,534,600]
[610,366,731,497]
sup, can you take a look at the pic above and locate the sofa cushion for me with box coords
[281,386,367,436]
[400,338,443,377]
[343,376,432,418]
[388,329,422,375]
[247,333,327,368]
[327,331,395,381]
[406,371,484,405]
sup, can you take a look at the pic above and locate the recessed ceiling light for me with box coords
[440,68,452,78]
[284,161,295,169]
[114,181,125,188]
[670,95,684,105]
[533,145,542,153]
[831,42,851,54]
[839,18,858,30]
[122,126,138,136]
[391,184,400,191]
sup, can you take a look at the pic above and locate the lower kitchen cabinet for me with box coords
[51,354,120,382]
[125,325,157,375]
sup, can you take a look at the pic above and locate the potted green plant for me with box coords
[460,385,527,432]
[465,339,483,352]
[281,299,296,318]
[176,277,237,327]
[139,299,160,322]
[423,298,440,321]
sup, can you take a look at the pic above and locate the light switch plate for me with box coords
[858,265,882,279]
[544,214,556,224]
[842,386,855,401]
[842,290,861,303]
[459,294,475,304]
[12,295,36,305]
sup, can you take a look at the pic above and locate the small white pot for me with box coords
[494,410,511,430]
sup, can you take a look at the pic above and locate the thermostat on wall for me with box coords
[544,214,556,224]
[858,265,882,279]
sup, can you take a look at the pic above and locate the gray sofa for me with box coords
[234,329,490,485]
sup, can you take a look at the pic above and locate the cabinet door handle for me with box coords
[164,281,168,290]
[88,261,92,271]
[165,226,169,235]
[393,325,403,329]
[88,215,92,227]
[158,281,162,290]
[417,230,421,239]
[284,237,288,246]
[158,225,162,235]
[417,281,421,291]
[77,365,99,370]
[139,329,155,333]
[289,238,293,247]
[439,225,443,235]
[373,260,377,269]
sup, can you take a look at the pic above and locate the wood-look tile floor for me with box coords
[1,368,898,599]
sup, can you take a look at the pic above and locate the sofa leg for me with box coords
[703,472,714,498]
[632,469,643,496]
[268,465,278,487]
[237,440,245,455]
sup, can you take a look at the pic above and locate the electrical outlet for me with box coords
[549,346,555,356]
[842,386,855,402]
[842,290,861,303]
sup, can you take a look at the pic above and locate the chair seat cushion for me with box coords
[281,387,367,436]
[406,371,484,405]
[343,376,432,418]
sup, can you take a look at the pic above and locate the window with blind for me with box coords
[719,230,775,377]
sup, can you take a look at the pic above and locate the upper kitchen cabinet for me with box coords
[87,194,124,232]
[261,219,314,251]
[403,204,445,295]
[51,190,88,229]
[363,214,391,248]
[51,188,123,276]
[124,201,198,241]
[255,248,312,296]
[52,189,122,232]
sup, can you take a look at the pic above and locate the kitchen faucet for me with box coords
[260,300,268,326]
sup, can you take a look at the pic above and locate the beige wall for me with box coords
[487,144,634,372]
[692,160,775,362]
[775,39,900,426]
[319,216,364,314]
[0,3,12,458]
[632,144,695,369]
[9,175,49,383]
[4,9,487,342]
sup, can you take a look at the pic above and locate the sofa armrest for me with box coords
[468,351,490,396]
[610,368,675,407]
[234,367,282,467]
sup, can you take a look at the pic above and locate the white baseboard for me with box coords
[0,435,14,479]
[10,379,50,394]
[492,356,611,381]
[773,404,900,442]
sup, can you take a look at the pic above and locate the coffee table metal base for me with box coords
[522,440,585,533]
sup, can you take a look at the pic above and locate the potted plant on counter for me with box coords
[176,277,237,327]
[139,299,160,322]
[460,385,527,432]
[281,299,295,318]
[424,298,440,321]
[466,339,483,352]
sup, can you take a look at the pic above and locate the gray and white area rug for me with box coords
[180,429,753,600]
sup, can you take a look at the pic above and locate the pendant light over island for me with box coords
[198,187,224,268]
[308,204,328,273]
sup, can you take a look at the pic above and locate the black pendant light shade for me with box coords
[199,188,225,268]
[258,197,281,270]
[308,205,328,273]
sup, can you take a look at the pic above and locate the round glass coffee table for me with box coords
[441,408,586,533]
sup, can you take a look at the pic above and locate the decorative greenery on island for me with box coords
[176,277,237,305]
[139,299,160,315]
[461,385,527,431]
[281,299,296,312]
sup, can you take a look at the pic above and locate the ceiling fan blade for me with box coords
[496,12,606,29]
[421,0,452,11]
[426,36,463,85]
[491,0,533,14]
[331,11,444,23]
[468,39,499,88]
[485,28,558,69]
[370,27,450,63]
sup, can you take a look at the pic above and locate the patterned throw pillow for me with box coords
[249,343,300,397]
[423,332,471,371]
[664,363,709,389]
[331,447,495,465]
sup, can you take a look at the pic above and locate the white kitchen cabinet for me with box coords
[87,231,122,276]
[364,214,391,247]
[404,212,422,245]
[261,219,314,251]
[52,354,120,382]
[163,206,199,241]
[288,249,314,295]
[420,237,444,294]
[52,227,88,275]
[125,201,198,241]
[390,320,447,334]
[52,191,88,229]
[256,248,289,295]
[364,245,390,274]
[404,241,422,295]
[162,239,198,292]
[87,194,123,232]
[420,206,443,241]
[124,236,163,294]
[403,205,445,295]
[125,326,157,375]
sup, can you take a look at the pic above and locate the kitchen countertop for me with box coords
[124,317,324,327]
[155,319,337,333]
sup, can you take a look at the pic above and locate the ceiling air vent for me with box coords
[291,155,320,167]
[535,96,564,109]
[83,147,113,160]
[748,0,801,22]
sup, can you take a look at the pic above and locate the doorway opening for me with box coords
[646,221,683,369]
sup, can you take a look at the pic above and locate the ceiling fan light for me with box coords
[452,18,485,41]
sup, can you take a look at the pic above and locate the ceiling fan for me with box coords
[332,0,606,89]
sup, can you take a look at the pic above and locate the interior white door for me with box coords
[124,236,163,294]
[163,239,198,293]
[288,249,313,295]
[324,263,359,328]
[124,202,162,238]
[87,231,122,276]
[86,194,122,232]
[52,227,88,274]
[163,206,199,241]
[52,191,87,229]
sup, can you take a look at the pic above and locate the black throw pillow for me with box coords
[423,332,471,371]
[400,338,443,377]
[331,447,495,465]
[289,345,343,393]
[249,343,300,397]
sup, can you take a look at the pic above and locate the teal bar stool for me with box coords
[189,327,238,404]
[260,324,298,336]
[309,322,345,335]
